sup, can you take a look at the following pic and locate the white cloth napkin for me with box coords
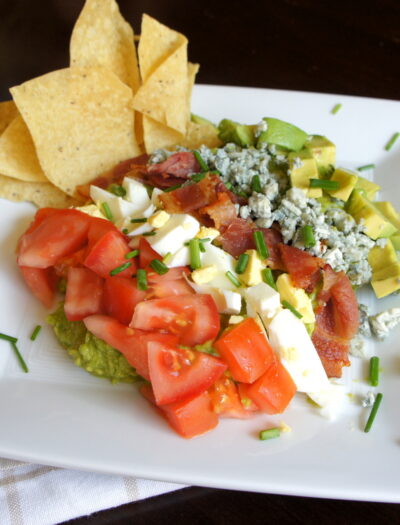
[0,458,184,525]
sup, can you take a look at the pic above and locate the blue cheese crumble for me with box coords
[369,308,400,340]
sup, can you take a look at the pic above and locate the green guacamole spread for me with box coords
[47,303,139,384]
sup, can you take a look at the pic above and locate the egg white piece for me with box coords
[147,214,200,256]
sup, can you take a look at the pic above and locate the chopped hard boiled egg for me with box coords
[229,315,244,324]
[147,214,200,256]
[242,282,281,326]
[240,249,265,286]
[276,273,315,323]
[307,382,346,420]
[196,226,220,241]
[148,210,170,228]
[122,177,151,212]
[192,265,218,284]
[166,246,190,268]
[200,243,239,291]
[73,204,105,219]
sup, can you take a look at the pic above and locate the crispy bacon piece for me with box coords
[279,244,324,292]
[159,183,211,213]
[199,192,237,230]
[146,152,200,188]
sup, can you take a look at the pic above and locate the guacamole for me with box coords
[47,303,139,384]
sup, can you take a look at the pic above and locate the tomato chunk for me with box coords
[141,384,219,439]
[87,217,120,250]
[64,267,104,321]
[84,230,136,279]
[18,209,90,268]
[146,267,193,299]
[209,377,257,418]
[242,359,297,414]
[53,247,88,278]
[139,237,162,268]
[214,318,275,383]
[19,266,57,308]
[147,341,227,405]
[103,276,146,325]
[131,294,220,346]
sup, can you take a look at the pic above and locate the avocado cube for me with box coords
[390,232,400,250]
[191,113,217,130]
[257,117,308,152]
[327,168,358,202]
[218,119,255,147]
[368,240,398,273]
[371,262,400,298]
[374,201,400,230]
[288,149,322,198]
[305,135,336,177]
[355,175,380,201]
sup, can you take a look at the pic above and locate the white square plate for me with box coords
[1,85,399,502]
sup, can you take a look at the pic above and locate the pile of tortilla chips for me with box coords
[0,0,220,208]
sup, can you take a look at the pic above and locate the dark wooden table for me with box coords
[1,0,399,523]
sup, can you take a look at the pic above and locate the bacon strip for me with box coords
[146,152,200,188]
[279,244,324,292]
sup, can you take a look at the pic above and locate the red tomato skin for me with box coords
[64,267,104,321]
[19,266,57,308]
[243,359,297,414]
[139,237,162,268]
[83,314,178,380]
[209,377,257,419]
[87,217,119,250]
[147,341,227,406]
[84,230,136,279]
[18,209,90,268]
[214,318,275,383]
[140,384,219,439]
[237,383,260,412]
[130,294,220,347]
[53,247,88,278]
[103,277,146,325]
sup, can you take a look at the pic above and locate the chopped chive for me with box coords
[259,427,281,441]
[309,179,340,191]
[150,259,169,275]
[357,163,376,172]
[251,175,262,193]
[108,184,126,197]
[282,300,303,319]
[385,132,399,151]
[262,268,277,290]
[130,217,147,223]
[30,325,42,341]
[191,172,206,182]
[125,250,139,259]
[101,202,113,221]
[163,184,182,192]
[235,253,249,274]
[162,252,172,264]
[234,188,248,199]
[253,230,269,260]
[137,269,148,290]
[11,341,29,373]
[199,237,211,243]
[331,103,342,115]
[302,225,316,248]
[194,151,208,172]
[109,262,131,276]
[225,182,233,190]
[189,238,202,270]
[122,228,129,234]
[0,332,18,343]
[369,356,380,387]
[364,392,383,433]
[143,231,156,237]
[199,242,206,253]
[208,170,221,176]
[225,271,241,288]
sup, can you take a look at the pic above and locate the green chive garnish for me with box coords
[30,325,42,341]
[235,253,249,274]
[199,242,206,253]
[309,179,340,191]
[234,188,248,199]
[191,173,206,182]
[163,184,182,192]
[11,341,29,373]
[225,182,233,190]
[130,217,147,223]
[331,103,342,115]
[369,356,380,387]
[302,225,316,248]
[0,332,18,343]
[208,170,221,176]
[253,230,269,259]
[122,228,129,234]
[162,252,172,264]
[194,151,208,172]
[259,427,281,441]
[101,202,113,221]
[364,392,383,433]
[225,271,241,288]
[108,184,126,197]
[143,231,156,236]
[189,238,202,270]
[109,262,131,276]
[385,132,399,151]
[150,259,169,275]
[357,164,376,172]
[251,175,262,193]
[137,269,148,291]
[282,300,303,319]
[262,268,277,290]
[125,250,139,259]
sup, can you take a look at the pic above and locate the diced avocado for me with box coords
[316,195,344,212]
[374,201,400,230]
[371,262,400,298]
[346,189,398,239]
[218,119,255,147]
[354,175,380,201]
[390,232,400,250]
[257,117,308,152]
[372,261,400,281]
[288,149,322,198]
[327,168,358,202]
[304,135,336,178]
[276,273,315,323]
[368,240,398,273]
[191,113,217,131]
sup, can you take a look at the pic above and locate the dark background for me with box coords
[1,0,399,523]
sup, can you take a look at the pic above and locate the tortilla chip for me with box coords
[11,67,141,196]
[187,62,199,104]
[0,115,47,182]
[70,0,140,94]
[0,100,18,135]
[0,174,80,208]
[180,121,222,150]
[142,115,183,153]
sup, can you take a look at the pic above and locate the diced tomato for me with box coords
[53,247,88,278]
[147,341,227,405]
[103,276,146,325]
[146,267,193,298]
[140,384,219,439]
[64,267,104,321]
[279,244,324,292]
[214,318,275,383]
[242,359,297,414]
[83,314,178,380]
[138,237,162,268]
[19,266,57,308]
[209,377,256,418]
[237,383,260,412]
[84,230,136,279]
[131,294,220,346]
[87,217,119,250]
[18,209,90,268]
[146,267,190,283]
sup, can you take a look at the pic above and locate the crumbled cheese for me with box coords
[349,335,367,358]
[254,119,267,138]
[362,391,376,408]
[148,210,170,228]
[369,308,400,340]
